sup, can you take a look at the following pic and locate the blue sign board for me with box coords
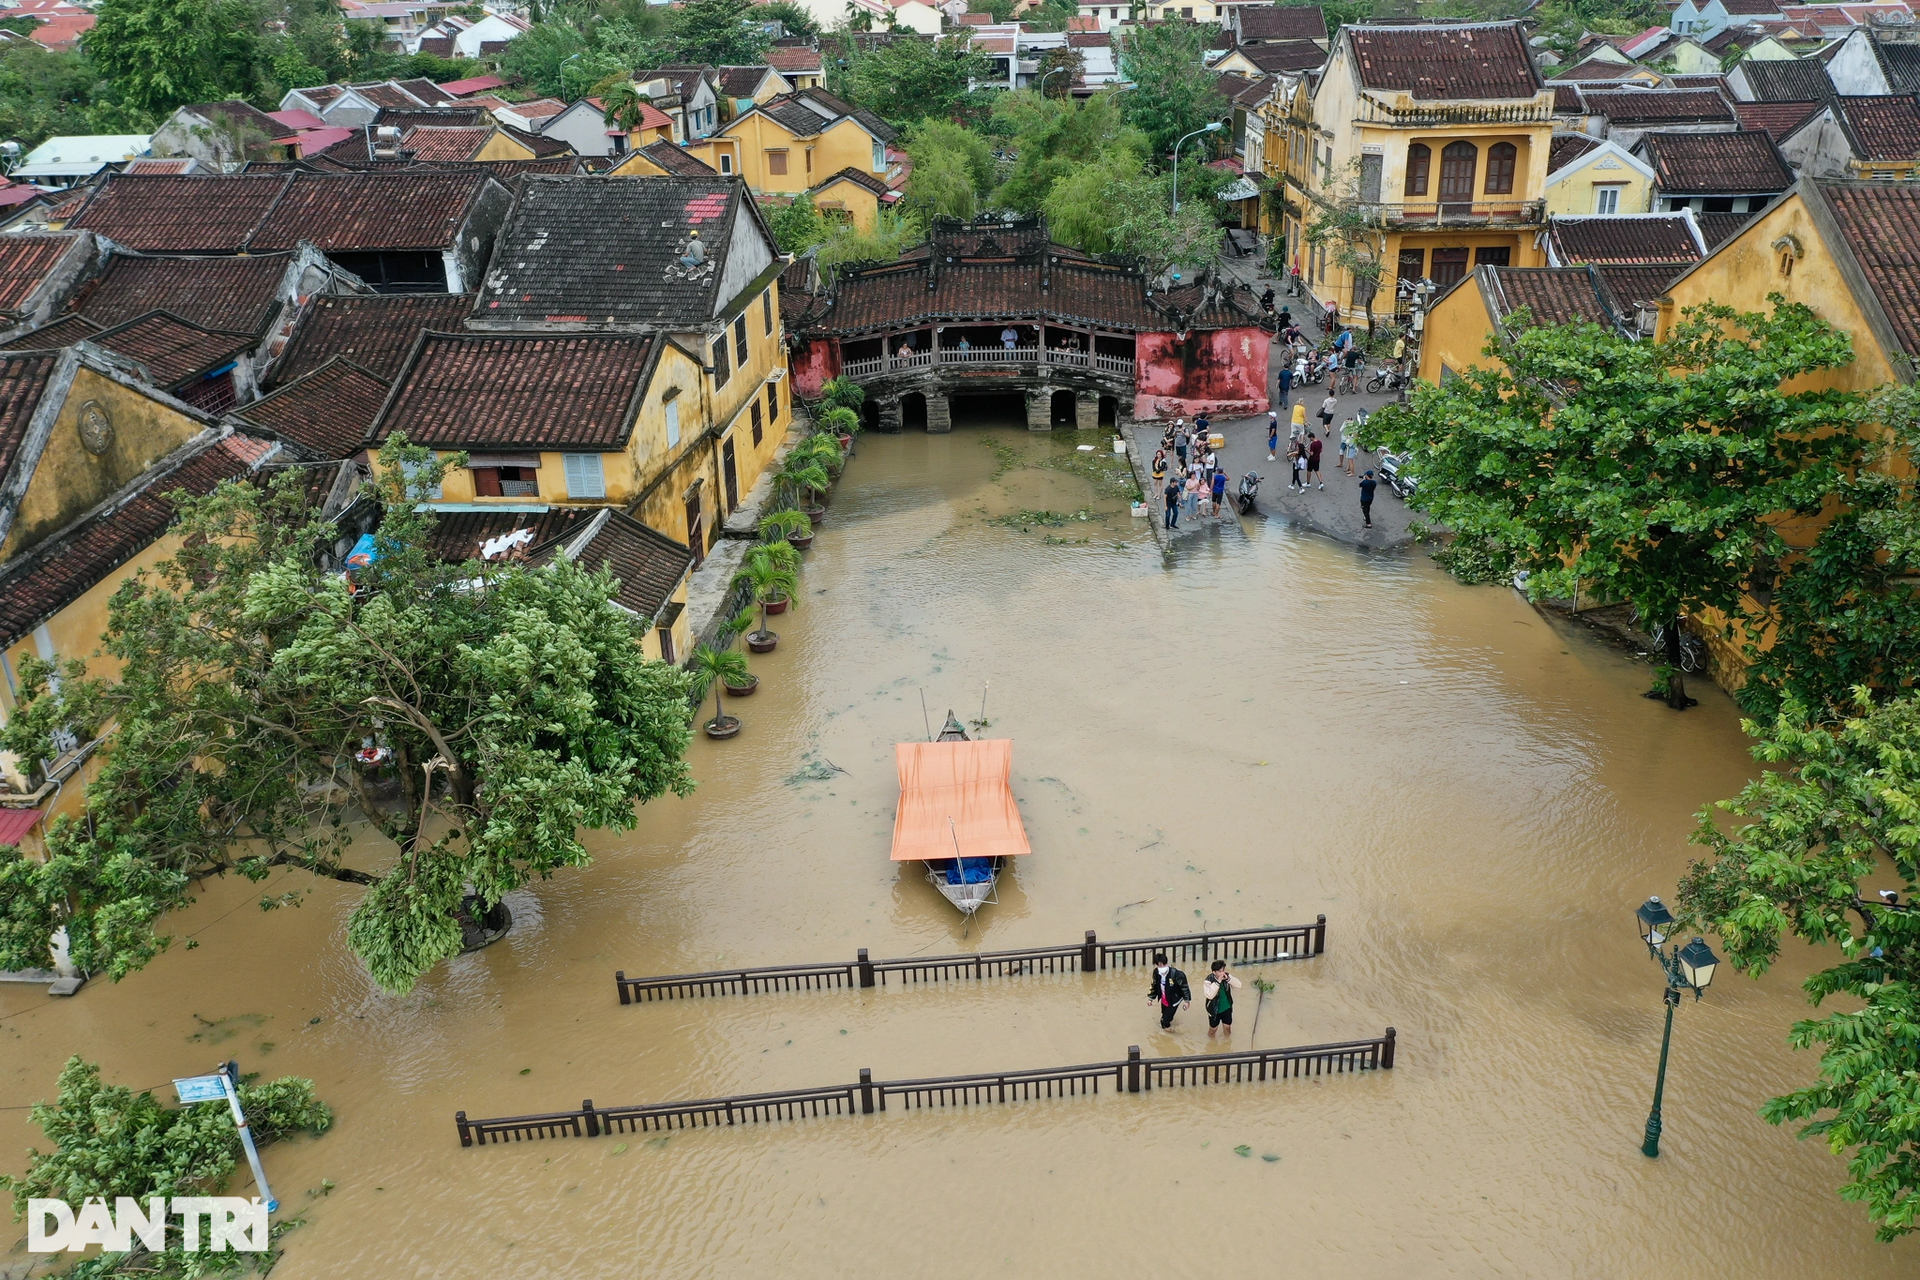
[173,1075,227,1104]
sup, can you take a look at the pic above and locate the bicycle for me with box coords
[1647,622,1708,673]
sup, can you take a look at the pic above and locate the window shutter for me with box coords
[1359,153,1382,203]
[666,400,681,447]
[564,453,605,499]
[734,315,748,365]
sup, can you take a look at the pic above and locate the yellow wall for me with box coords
[720,112,883,196]
[475,130,537,161]
[1544,149,1654,217]
[1415,274,1503,384]
[1,368,207,563]
[809,177,882,233]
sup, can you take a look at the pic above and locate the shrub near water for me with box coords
[3,1057,333,1276]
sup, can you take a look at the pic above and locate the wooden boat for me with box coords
[891,711,1031,916]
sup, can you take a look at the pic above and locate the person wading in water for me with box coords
[1203,959,1243,1038]
[1149,951,1191,1029]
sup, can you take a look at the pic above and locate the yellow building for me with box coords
[0,341,278,843]
[1305,22,1556,322]
[610,139,724,179]
[1415,262,1630,384]
[456,176,792,563]
[807,167,892,233]
[1543,133,1657,216]
[713,88,899,198]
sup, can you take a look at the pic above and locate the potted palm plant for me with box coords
[760,507,814,551]
[734,540,799,652]
[820,405,861,454]
[716,605,758,697]
[690,643,749,738]
[776,451,832,527]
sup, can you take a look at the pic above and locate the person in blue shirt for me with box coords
[1277,362,1293,409]
[1210,468,1227,513]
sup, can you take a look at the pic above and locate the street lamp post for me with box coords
[1039,66,1068,98]
[1170,122,1223,215]
[1634,896,1720,1158]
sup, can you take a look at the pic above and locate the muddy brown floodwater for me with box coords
[5,421,1917,1279]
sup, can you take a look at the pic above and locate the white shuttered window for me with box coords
[563,454,605,499]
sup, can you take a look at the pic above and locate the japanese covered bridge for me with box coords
[784,216,1271,432]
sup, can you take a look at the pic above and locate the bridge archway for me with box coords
[901,392,927,432]
[1050,389,1077,427]
[1098,396,1118,428]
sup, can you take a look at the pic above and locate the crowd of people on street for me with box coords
[1150,415,1233,529]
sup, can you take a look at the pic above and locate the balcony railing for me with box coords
[1364,198,1545,228]
[840,345,1135,381]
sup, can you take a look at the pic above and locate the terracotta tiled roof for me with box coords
[0,431,274,649]
[1345,22,1542,101]
[0,350,60,483]
[1236,5,1326,42]
[1734,99,1821,138]
[1583,89,1735,126]
[717,66,771,97]
[74,253,289,334]
[0,234,79,320]
[415,34,455,57]
[819,255,1163,334]
[377,107,487,129]
[124,158,196,174]
[374,332,654,450]
[1838,94,1920,162]
[1695,210,1755,249]
[814,165,888,196]
[1666,74,1728,92]
[0,313,99,350]
[1594,263,1682,311]
[1236,40,1324,71]
[1640,129,1792,193]
[401,126,493,161]
[1548,214,1701,265]
[68,174,291,252]
[1722,0,1782,12]
[232,357,390,459]
[1485,265,1620,328]
[89,311,256,391]
[1820,180,1920,356]
[766,46,824,73]
[1738,58,1834,103]
[250,171,493,251]
[1546,132,1602,171]
[395,78,458,106]
[1553,85,1585,113]
[496,123,575,158]
[1067,31,1111,48]
[424,506,596,563]
[270,293,474,386]
[476,176,755,328]
[1215,71,1257,102]
[529,509,692,619]
[636,140,720,176]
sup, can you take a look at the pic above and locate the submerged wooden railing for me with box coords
[455,1028,1394,1147]
[615,919,1327,1004]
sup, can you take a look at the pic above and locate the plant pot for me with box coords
[803,504,826,525]
[837,433,853,453]
[763,592,790,616]
[790,533,814,550]
[704,715,742,739]
[747,631,778,653]
[723,675,759,697]
[458,895,513,953]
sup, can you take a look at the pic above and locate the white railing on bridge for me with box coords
[840,346,1135,380]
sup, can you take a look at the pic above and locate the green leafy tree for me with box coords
[675,0,770,66]
[732,541,801,645]
[1032,45,1082,93]
[968,0,1016,20]
[87,0,263,118]
[3,1057,331,1273]
[996,91,1140,212]
[1360,300,1872,709]
[907,118,993,193]
[1675,690,1920,1239]
[759,0,819,37]
[819,376,865,415]
[0,439,696,995]
[500,18,590,96]
[1304,158,1390,325]
[1116,20,1225,164]
[1039,144,1142,253]
[1737,382,1920,721]
[814,207,926,275]
[0,42,146,150]
[766,191,829,254]
[847,34,991,125]
[904,139,979,218]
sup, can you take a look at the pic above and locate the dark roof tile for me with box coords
[401,126,493,162]
[1547,132,1601,171]
[89,311,255,390]
[424,505,596,562]
[74,253,288,333]
[477,176,751,328]
[185,99,298,141]
[1345,22,1541,101]
[1594,263,1682,310]
[249,171,491,251]
[1640,129,1792,193]
[271,292,474,385]
[1738,58,1835,103]
[1551,57,1649,81]
[68,174,290,252]
[717,66,771,97]
[0,313,98,350]
[231,357,389,458]
[0,350,60,482]
[1236,5,1326,42]
[1554,84,1585,113]
[1486,265,1619,327]
[374,332,654,450]
[1237,40,1325,71]
[636,140,720,176]
[0,233,80,320]
[529,509,692,618]
[1583,88,1736,125]
[1838,94,1920,162]
[1548,214,1701,265]
[1695,209,1756,249]
[1734,99,1822,138]
[1820,180,1920,357]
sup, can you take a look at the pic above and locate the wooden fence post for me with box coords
[857,949,875,988]
[615,972,630,1005]
[859,1068,874,1114]
[1313,915,1326,956]
[456,1111,471,1148]
[1381,1027,1396,1069]
[1126,1045,1141,1094]
[1082,930,1097,972]
[583,1100,599,1137]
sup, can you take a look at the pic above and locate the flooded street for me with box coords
[6,421,1915,1278]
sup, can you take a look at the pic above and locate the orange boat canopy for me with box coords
[890,738,1032,862]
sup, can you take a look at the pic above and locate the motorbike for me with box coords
[1366,365,1411,395]
[1237,471,1263,515]
[1378,451,1417,500]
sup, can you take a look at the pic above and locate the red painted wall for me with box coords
[1132,326,1269,422]
[790,338,839,401]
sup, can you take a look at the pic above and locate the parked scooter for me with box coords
[1365,365,1411,395]
[1237,471,1263,514]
